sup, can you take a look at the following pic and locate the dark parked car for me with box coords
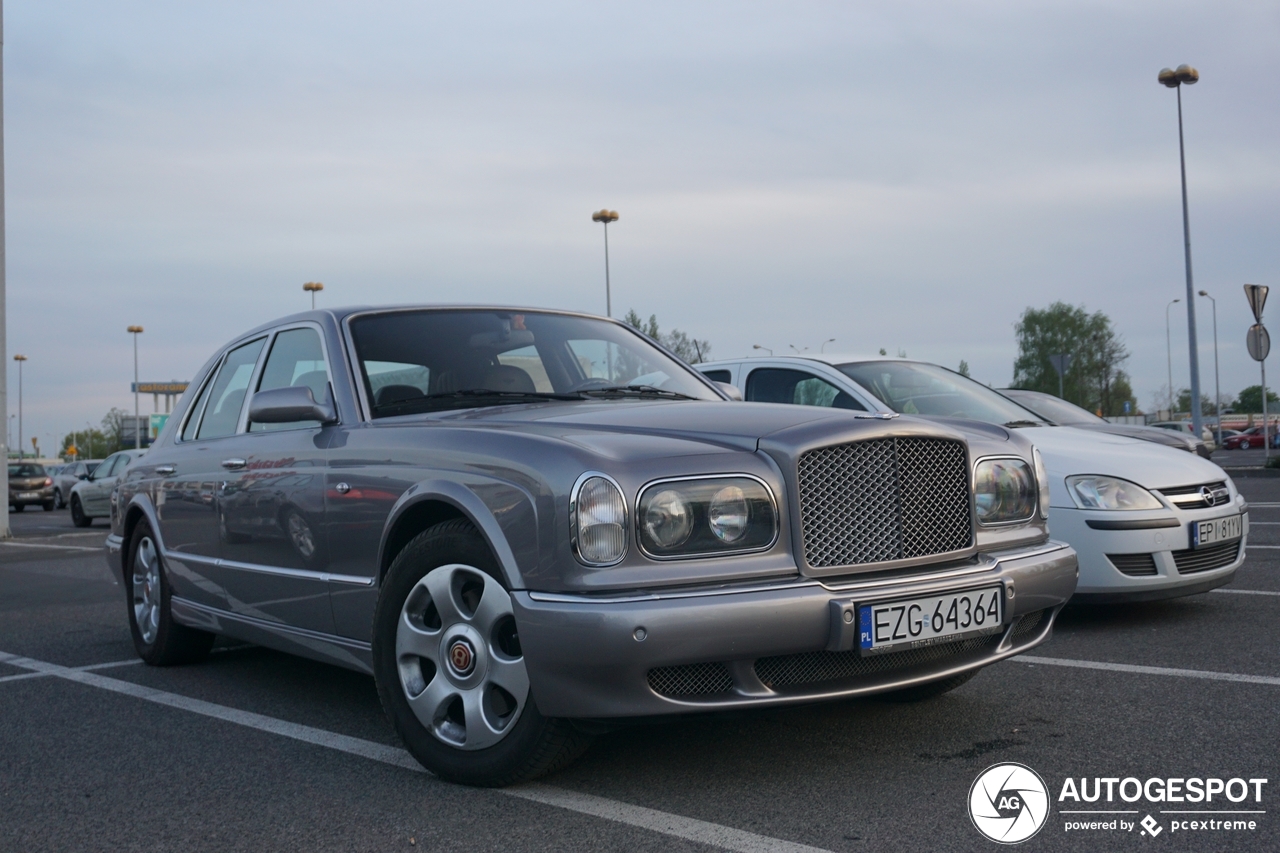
[1222,426,1279,450]
[999,389,1211,459]
[108,306,1077,786]
[8,463,54,511]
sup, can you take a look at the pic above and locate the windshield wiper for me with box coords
[575,384,698,400]
[374,388,583,415]
[1003,420,1045,428]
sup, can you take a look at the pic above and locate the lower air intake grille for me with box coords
[1172,540,1241,574]
[754,633,999,689]
[1107,553,1158,576]
[1010,609,1046,642]
[647,663,733,697]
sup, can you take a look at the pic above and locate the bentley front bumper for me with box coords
[514,540,1078,718]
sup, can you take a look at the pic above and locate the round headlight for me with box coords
[574,476,627,564]
[642,489,693,549]
[708,485,749,542]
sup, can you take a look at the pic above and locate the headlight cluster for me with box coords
[1066,475,1162,511]
[638,477,777,558]
[973,458,1038,525]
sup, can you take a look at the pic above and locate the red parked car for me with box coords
[1223,426,1279,450]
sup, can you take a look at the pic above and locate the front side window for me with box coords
[349,310,720,417]
[196,338,267,440]
[250,328,331,432]
[92,455,122,480]
[837,362,1046,426]
[181,368,219,441]
[745,368,865,411]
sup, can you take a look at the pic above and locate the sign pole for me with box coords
[1245,285,1270,461]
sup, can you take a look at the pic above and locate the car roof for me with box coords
[703,354,914,367]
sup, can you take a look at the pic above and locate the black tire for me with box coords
[70,496,91,527]
[54,488,64,509]
[880,668,980,703]
[11,504,23,513]
[126,519,215,666]
[372,519,592,786]
[42,501,55,512]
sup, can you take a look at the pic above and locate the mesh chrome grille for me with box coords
[647,663,733,697]
[754,634,998,689]
[797,437,972,569]
[1010,609,1046,642]
[1172,540,1241,574]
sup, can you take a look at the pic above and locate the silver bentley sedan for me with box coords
[107,306,1077,786]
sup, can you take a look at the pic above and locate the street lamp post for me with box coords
[591,210,619,316]
[12,354,25,459]
[752,345,772,356]
[1165,298,1180,412]
[303,281,324,309]
[1159,64,1205,440]
[1199,290,1222,446]
[820,338,836,353]
[127,326,143,449]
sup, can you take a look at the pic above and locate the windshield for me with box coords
[349,309,721,416]
[9,464,46,477]
[1000,390,1105,425]
[836,361,1048,426]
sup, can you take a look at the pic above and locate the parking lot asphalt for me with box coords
[1,485,1277,852]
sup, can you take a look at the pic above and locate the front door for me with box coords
[214,325,335,634]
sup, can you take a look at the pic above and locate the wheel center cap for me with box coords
[448,639,475,676]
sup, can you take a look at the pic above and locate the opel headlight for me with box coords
[637,476,777,558]
[572,474,627,565]
[973,458,1037,525]
[1066,475,1162,511]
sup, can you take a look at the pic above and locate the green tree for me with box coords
[1011,302,1137,416]
[100,407,131,454]
[623,309,712,364]
[1235,385,1279,413]
[1176,389,1215,416]
[957,360,970,378]
[60,428,109,460]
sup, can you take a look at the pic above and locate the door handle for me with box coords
[220,458,247,470]
[155,465,176,476]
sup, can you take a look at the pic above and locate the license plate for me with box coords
[1191,514,1243,548]
[17,492,38,499]
[859,586,1003,655]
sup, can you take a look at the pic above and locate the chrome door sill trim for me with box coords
[165,550,375,586]
[172,597,373,652]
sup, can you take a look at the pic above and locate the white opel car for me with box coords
[699,355,1246,602]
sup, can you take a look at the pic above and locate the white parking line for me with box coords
[0,651,831,853]
[1246,545,1280,549]
[1213,589,1280,597]
[0,656,141,684]
[0,541,101,553]
[1019,656,1280,686]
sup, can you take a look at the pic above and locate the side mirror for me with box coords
[78,473,88,480]
[249,385,338,425]
[714,381,744,401]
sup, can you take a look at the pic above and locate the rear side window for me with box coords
[92,455,121,479]
[250,328,331,432]
[197,338,267,440]
[746,368,866,411]
[701,369,731,384]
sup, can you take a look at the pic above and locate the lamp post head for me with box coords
[302,282,324,293]
[127,325,144,334]
[1198,290,1208,297]
[592,209,619,223]
[13,354,26,362]
[1159,65,1199,87]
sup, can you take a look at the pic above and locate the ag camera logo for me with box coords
[969,763,1050,844]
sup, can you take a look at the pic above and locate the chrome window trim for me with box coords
[971,454,1039,528]
[175,356,225,443]
[569,470,629,567]
[185,334,269,443]
[243,320,340,434]
[634,473,780,561]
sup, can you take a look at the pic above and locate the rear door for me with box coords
[79,454,124,516]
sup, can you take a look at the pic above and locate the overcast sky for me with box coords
[5,1,1279,453]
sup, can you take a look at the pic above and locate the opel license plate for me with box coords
[859,586,1003,655]
[1191,514,1242,548]
[18,492,38,499]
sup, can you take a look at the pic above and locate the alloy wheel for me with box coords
[132,536,162,645]
[395,563,528,750]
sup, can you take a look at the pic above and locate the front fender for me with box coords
[378,477,538,590]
